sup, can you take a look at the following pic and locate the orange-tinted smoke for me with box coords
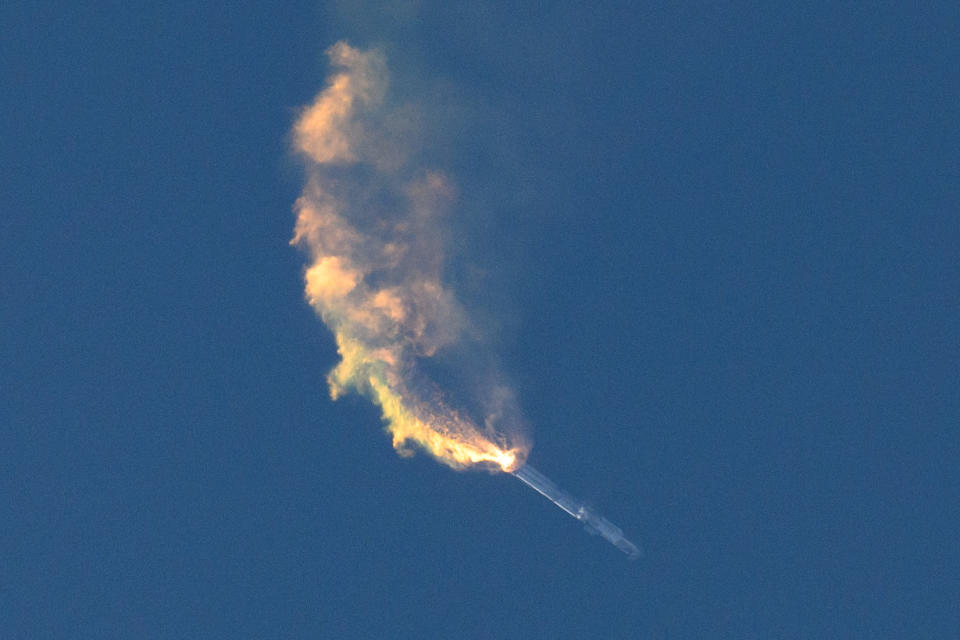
[291,42,528,472]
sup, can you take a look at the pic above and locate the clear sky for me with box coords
[3,2,958,638]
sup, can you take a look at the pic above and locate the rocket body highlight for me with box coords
[513,465,642,560]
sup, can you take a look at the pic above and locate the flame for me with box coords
[291,42,528,473]
[368,373,522,473]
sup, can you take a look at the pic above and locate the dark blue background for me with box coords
[3,3,957,637]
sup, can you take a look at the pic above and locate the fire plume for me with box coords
[291,42,528,472]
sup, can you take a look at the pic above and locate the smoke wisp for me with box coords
[291,42,528,472]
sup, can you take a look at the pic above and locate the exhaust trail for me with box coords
[290,42,528,472]
[514,465,642,559]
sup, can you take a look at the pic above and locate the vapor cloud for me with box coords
[291,42,528,471]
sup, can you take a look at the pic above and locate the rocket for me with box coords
[513,464,642,560]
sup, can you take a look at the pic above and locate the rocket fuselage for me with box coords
[512,464,642,560]
[512,464,581,518]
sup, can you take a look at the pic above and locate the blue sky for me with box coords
[3,2,958,637]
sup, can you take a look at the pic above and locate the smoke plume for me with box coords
[291,42,528,472]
